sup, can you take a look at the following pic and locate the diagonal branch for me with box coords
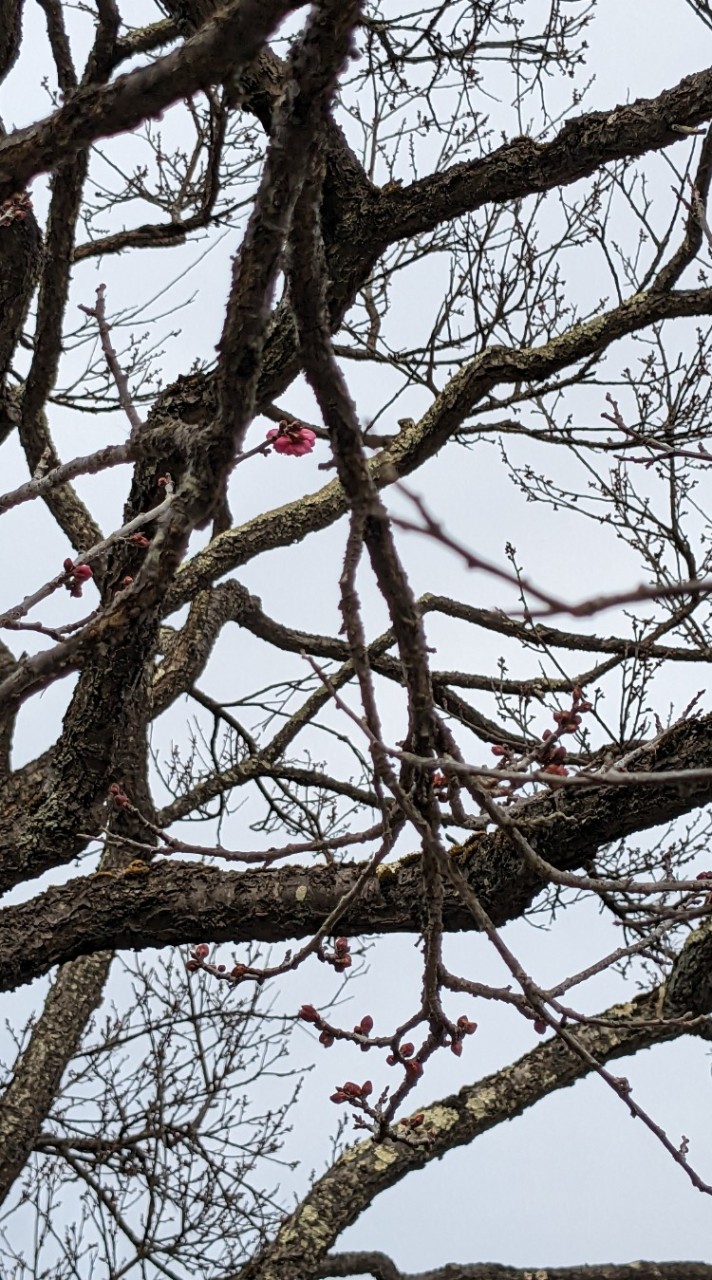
[234,988,712,1280]
[166,283,712,614]
[0,952,111,1207]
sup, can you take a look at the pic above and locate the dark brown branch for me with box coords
[0,0,302,201]
[0,952,111,1207]
[318,1259,712,1280]
[5,712,712,989]
[375,74,712,246]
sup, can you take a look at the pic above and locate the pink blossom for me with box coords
[63,559,94,599]
[266,420,317,457]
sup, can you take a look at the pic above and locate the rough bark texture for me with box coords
[3,711,712,990]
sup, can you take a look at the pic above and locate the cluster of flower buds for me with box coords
[539,686,593,776]
[491,687,594,781]
[538,739,568,777]
[321,936,352,972]
[186,943,210,972]
[63,558,93,598]
[330,1079,373,1105]
[297,1005,337,1047]
[450,1013,478,1056]
[266,419,317,457]
[127,532,150,549]
[386,1042,423,1078]
[108,782,130,808]
[431,770,451,802]
[186,945,253,981]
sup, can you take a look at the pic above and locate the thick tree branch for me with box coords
[317,1259,712,1280]
[5,711,712,988]
[0,0,302,200]
[0,952,111,1207]
[376,72,712,246]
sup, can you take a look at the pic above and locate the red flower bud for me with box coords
[451,1039,463,1056]
[399,1042,414,1058]
[457,1016,477,1035]
[533,1018,547,1035]
[405,1059,423,1078]
[193,944,210,959]
[361,1080,373,1097]
[359,1015,374,1033]
[299,1004,319,1022]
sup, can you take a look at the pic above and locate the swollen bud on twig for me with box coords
[62,558,93,598]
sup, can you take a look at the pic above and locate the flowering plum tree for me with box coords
[4,1,712,1277]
